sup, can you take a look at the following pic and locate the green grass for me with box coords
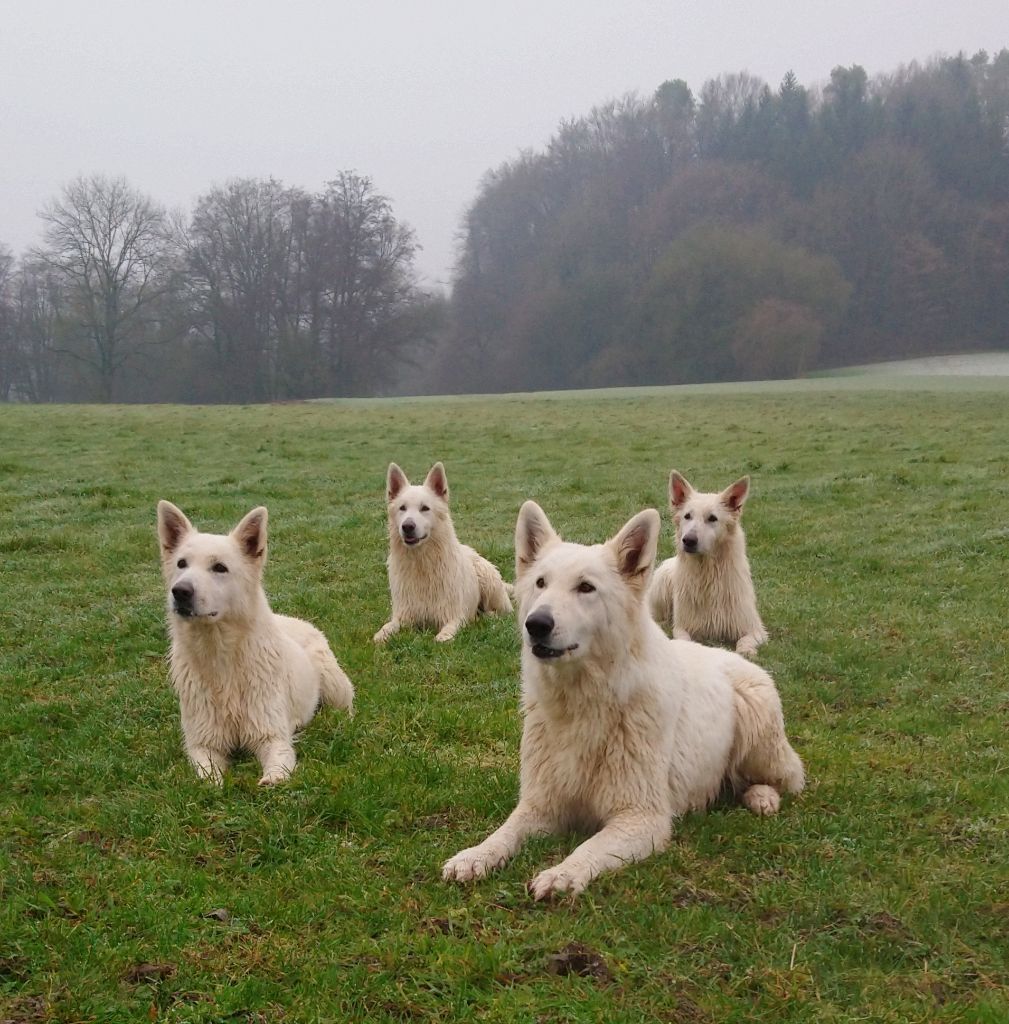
[1,380,1007,1023]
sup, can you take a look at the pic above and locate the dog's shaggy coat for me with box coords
[374,462,512,643]
[157,501,354,784]
[648,471,768,657]
[443,502,803,899]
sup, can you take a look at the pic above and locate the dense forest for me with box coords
[438,50,1009,392]
[1,50,1007,401]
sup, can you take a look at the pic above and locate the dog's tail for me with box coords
[294,620,354,713]
[472,551,513,615]
[319,657,355,714]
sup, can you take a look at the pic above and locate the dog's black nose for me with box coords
[402,519,416,537]
[682,535,698,552]
[172,581,194,605]
[525,609,554,641]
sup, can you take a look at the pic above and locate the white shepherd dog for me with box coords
[157,501,354,785]
[648,471,768,657]
[443,501,803,899]
[374,462,512,643]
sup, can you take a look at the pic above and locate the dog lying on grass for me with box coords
[157,501,354,785]
[649,471,768,658]
[443,501,803,899]
[374,462,512,643]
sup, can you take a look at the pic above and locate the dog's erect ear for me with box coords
[669,470,694,510]
[387,463,409,503]
[157,500,193,556]
[610,509,660,585]
[515,501,559,577]
[424,462,449,501]
[232,506,268,560]
[720,476,750,517]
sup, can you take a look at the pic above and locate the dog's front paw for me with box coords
[373,622,396,644]
[190,751,225,785]
[442,845,506,882]
[434,626,458,642]
[672,628,692,642]
[195,764,224,785]
[528,864,590,901]
[736,636,759,658]
[258,766,293,786]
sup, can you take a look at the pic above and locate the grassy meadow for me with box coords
[1,378,1008,1023]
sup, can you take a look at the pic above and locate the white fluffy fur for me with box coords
[443,501,803,899]
[648,470,768,657]
[374,462,512,643]
[157,501,354,785]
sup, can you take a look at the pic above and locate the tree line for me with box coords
[436,50,1009,392]
[0,173,444,402]
[2,49,1008,401]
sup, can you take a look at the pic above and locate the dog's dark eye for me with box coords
[706,514,718,523]
[683,513,692,521]
[535,576,546,589]
[211,562,228,574]
[177,558,187,569]
[420,505,429,513]
[577,581,596,594]
[399,504,406,511]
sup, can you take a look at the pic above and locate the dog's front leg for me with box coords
[435,617,464,642]
[528,811,671,900]
[735,633,761,658]
[672,627,692,642]
[373,618,401,644]
[188,746,230,785]
[256,738,297,785]
[442,802,554,882]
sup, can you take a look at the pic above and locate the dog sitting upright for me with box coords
[374,462,512,643]
[648,471,768,658]
[157,501,354,784]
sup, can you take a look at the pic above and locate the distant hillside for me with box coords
[822,352,1009,376]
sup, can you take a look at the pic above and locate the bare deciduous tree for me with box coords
[34,175,175,401]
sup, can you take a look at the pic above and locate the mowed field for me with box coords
[2,377,1008,1023]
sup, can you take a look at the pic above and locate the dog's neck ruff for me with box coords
[389,520,459,565]
[679,525,745,566]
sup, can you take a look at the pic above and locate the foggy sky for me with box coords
[1,0,1006,286]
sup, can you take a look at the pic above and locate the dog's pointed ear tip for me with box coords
[157,500,190,530]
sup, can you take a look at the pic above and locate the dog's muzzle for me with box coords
[525,608,578,660]
[171,581,216,619]
[400,520,426,546]
[681,534,699,554]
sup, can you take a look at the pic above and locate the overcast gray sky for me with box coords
[1,1,1005,285]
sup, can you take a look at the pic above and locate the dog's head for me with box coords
[385,462,451,549]
[668,471,749,557]
[156,501,268,623]
[514,501,660,668]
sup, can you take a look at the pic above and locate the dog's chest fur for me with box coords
[520,675,671,828]
[387,531,480,624]
[169,622,303,749]
[674,534,762,644]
